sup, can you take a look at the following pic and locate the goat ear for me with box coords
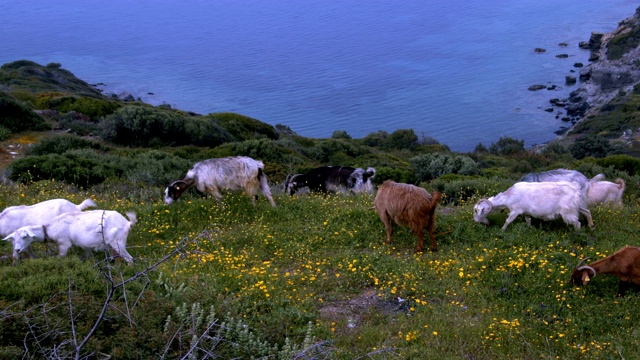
[2,233,13,241]
[26,228,36,238]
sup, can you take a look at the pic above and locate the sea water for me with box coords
[0,0,638,152]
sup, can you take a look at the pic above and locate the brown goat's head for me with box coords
[570,258,596,286]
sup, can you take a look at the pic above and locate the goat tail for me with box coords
[78,198,98,210]
[126,212,137,227]
[431,191,443,207]
[257,168,272,196]
[616,178,626,190]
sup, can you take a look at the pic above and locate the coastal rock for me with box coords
[528,84,547,91]
[566,10,640,123]
[565,76,577,85]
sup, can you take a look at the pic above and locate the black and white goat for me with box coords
[165,156,276,207]
[285,166,376,195]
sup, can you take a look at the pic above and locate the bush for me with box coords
[26,133,109,156]
[410,153,480,181]
[0,126,10,141]
[372,166,417,185]
[569,135,614,159]
[331,130,352,140]
[594,154,640,176]
[0,91,49,132]
[100,105,234,147]
[429,176,515,205]
[489,137,525,156]
[208,112,279,141]
[49,96,120,119]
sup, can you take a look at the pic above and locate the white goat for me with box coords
[587,177,625,207]
[6,210,136,264]
[1,198,97,259]
[165,156,276,207]
[473,181,594,230]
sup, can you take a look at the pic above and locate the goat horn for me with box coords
[575,257,591,268]
[577,265,597,278]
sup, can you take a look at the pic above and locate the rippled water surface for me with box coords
[0,0,638,151]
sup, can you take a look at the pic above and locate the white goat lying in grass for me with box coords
[5,210,136,264]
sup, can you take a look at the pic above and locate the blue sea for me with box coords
[0,0,638,152]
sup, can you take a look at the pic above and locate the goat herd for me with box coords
[0,156,636,296]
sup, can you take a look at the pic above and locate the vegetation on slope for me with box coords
[3,59,640,358]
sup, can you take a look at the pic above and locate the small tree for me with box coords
[569,135,614,159]
[489,136,525,156]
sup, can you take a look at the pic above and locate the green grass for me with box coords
[2,180,640,358]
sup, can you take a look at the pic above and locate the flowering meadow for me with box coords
[1,179,640,359]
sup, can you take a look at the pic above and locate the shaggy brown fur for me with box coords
[374,180,442,253]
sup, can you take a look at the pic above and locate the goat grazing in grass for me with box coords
[571,246,640,296]
[1,198,97,260]
[7,210,137,264]
[165,156,276,207]
[373,180,442,253]
[285,166,376,195]
[473,181,594,230]
[587,177,625,207]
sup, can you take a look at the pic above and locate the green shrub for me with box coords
[489,136,525,156]
[0,91,49,132]
[373,166,416,185]
[410,153,480,181]
[331,130,352,139]
[594,154,640,176]
[569,135,615,159]
[7,149,120,187]
[26,133,109,156]
[124,150,195,186]
[0,126,10,141]
[208,112,279,141]
[100,105,239,147]
[429,176,514,205]
[48,95,121,118]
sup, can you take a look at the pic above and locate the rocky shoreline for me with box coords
[549,7,640,136]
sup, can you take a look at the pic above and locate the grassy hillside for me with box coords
[3,60,640,358]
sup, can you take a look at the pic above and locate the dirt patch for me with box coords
[0,132,41,172]
[318,288,411,331]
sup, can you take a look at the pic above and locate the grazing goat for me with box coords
[571,246,640,296]
[165,156,276,207]
[7,210,137,264]
[587,177,625,207]
[285,166,376,195]
[473,181,594,230]
[373,180,442,253]
[1,198,97,259]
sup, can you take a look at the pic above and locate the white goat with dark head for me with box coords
[1,198,97,259]
[473,181,594,230]
[7,210,136,264]
[164,156,276,207]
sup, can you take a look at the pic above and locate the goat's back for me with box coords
[374,181,440,227]
[47,210,133,250]
[0,199,91,237]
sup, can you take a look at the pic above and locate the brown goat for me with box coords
[373,180,442,253]
[571,246,640,296]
